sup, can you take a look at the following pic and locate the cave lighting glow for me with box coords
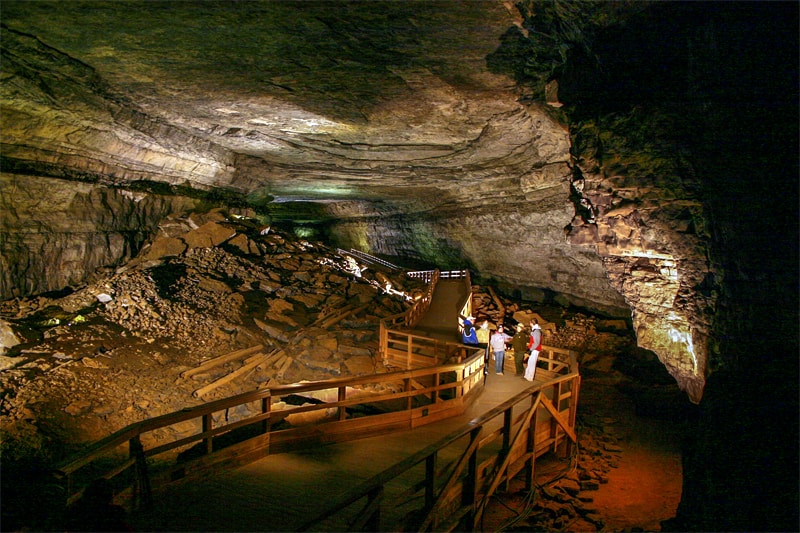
[660,259,678,281]
[667,312,697,373]
[293,226,316,239]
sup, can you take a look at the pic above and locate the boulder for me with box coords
[0,319,20,356]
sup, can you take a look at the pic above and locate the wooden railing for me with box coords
[382,330,471,369]
[297,346,580,532]
[55,347,487,509]
[55,265,581,532]
[381,269,472,369]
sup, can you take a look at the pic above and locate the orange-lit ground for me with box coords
[591,411,683,531]
[486,375,684,532]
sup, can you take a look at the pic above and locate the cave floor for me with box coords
[587,381,683,532]
[483,374,684,532]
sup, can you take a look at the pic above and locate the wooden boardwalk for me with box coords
[59,267,578,532]
[412,278,468,342]
[128,371,542,532]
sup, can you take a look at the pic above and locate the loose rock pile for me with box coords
[0,212,427,463]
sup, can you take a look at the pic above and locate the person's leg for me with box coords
[495,351,504,374]
[523,349,539,381]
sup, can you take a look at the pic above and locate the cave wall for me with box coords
[539,2,799,530]
[0,174,198,298]
[326,186,630,317]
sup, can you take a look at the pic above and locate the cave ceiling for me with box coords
[7,0,782,403]
[1,0,536,204]
[3,0,598,308]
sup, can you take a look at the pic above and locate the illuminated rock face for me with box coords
[567,158,715,402]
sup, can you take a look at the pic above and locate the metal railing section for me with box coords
[337,248,401,271]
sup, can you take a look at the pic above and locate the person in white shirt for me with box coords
[490,326,512,375]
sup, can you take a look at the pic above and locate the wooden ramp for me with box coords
[411,278,468,342]
[128,372,552,532]
[59,267,579,532]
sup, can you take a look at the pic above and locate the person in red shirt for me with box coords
[524,319,542,381]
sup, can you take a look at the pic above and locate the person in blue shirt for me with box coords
[461,315,479,345]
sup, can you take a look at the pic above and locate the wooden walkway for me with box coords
[412,278,468,342]
[128,371,543,532]
[58,267,579,532]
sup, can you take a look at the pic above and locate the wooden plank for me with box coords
[540,397,577,442]
[276,356,293,379]
[193,354,268,398]
[258,349,284,369]
[181,345,264,378]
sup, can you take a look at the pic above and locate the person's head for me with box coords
[531,318,538,326]
[497,326,503,333]
[481,321,489,329]
[516,323,524,332]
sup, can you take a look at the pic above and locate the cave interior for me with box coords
[0,1,798,531]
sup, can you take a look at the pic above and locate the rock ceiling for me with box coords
[2,0,601,310]
[5,0,794,405]
[2,0,534,196]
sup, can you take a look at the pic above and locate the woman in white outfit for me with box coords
[524,319,542,381]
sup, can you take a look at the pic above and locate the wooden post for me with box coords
[551,382,562,455]
[502,407,512,491]
[130,436,152,510]
[202,414,213,455]
[379,322,387,366]
[567,374,581,458]
[261,396,271,434]
[338,386,347,421]
[425,453,437,510]
[366,486,383,532]
[465,428,480,532]
[526,395,539,491]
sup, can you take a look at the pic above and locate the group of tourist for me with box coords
[461,316,542,381]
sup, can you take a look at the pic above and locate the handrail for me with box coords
[58,266,461,507]
[337,248,401,271]
[297,346,580,532]
[379,269,444,367]
[56,263,581,533]
[56,345,488,508]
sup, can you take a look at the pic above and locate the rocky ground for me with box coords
[484,367,688,533]
[0,209,690,532]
